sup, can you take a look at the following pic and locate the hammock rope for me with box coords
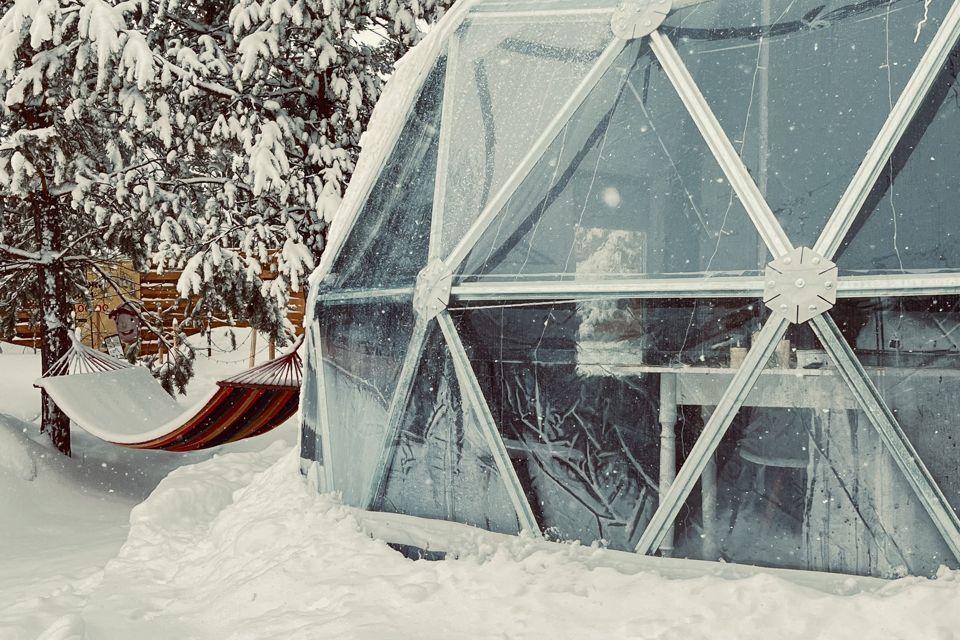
[221,335,303,389]
[45,334,134,377]
[37,333,303,452]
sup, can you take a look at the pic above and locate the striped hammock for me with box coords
[35,335,302,452]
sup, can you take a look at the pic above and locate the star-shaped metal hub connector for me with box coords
[764,247,838,324]
[414,259,453,322]
[611,0,672,39]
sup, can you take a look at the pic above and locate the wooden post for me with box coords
[268,336,276,361]
[249,328,257,368]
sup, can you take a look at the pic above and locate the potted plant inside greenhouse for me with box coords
[301,0,960,581]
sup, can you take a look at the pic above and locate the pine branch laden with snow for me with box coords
[0,0,451,452]
[140,0,451,326]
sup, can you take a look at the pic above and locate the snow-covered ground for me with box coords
[4,337,960,639]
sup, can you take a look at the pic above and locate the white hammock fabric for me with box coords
[37,367,218,444]
[35,336,302,451]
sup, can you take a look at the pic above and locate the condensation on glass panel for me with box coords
[452,298,764,550]
[374,327,521,535]
[325,56,446,292]
[316,298,416,507]
[838,47,960,274]
[831,297,960,517]
[437,17,614,260]
[458,41,764,284]
[666,321,955,578]
[662,0,950,248]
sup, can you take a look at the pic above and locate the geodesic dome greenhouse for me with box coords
[301,0,960,580]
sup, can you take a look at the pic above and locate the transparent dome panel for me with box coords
[315,296,416,507]
[830,297,960,518]
[436,17,616,259]
[458,41,765,284]
[662,0,950,248]
[325,56,446,292]
[372,324,521,534]
[451,298,764,550]
[662,322,954,578]
[837,47,960,273]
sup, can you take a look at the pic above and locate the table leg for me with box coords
[659,373,678,556]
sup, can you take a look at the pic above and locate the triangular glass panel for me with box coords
[451,297,763,550]
[661,0,952,248]
[829,297,960,518]
[373,324,522,534]
[663,321,955,578]
[836,44,960,274]
[458,41,765,284]
[314,296,417,507]
[436,16,618,259]
[325,55,446,292]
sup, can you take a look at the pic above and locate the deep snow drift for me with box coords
[4,339,960,639]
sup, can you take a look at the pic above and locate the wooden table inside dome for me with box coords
[603,361,960,557]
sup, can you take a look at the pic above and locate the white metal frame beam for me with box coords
[428,32,462,263]
[635,315,790,554]
[306,322,335,492]
[814,0,960,260]
[451,277,765,301]
[810,314,960,561]
[442,37,628,271]
[312,0,478,285]
[837,272,960,298]
[647,30,793,259]
[361,319,432,509]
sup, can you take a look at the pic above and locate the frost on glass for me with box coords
[666,322,953,578]
[325,56,446,292]
[453,298,763,550]
[437,17,615,259]
[831,297,960,517]
[458,41,763,284]
[315,298,416,507]
[663,0,950,247]
[300,326,322,464]
[373,327,521,534]
[838,48,960,273]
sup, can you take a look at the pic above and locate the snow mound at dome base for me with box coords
[12,443,956,640]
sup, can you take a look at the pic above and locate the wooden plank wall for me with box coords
[11,270,306,354]
[138,271,306,355]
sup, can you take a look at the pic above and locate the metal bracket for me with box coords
[611,0,672,39]
[764,247,838,324]
[413,259,452,321]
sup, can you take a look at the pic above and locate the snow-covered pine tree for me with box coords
[0,0,451,455]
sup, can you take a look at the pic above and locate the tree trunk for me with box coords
[34,195,71,456]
